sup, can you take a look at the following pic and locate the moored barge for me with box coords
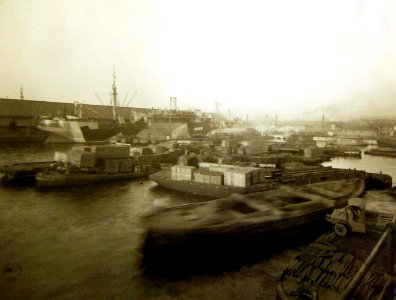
[140,179,365,271]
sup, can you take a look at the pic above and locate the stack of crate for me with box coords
[141,147,154,155]
[258,167,273,181]
[193,169,224,185]
[223,169,252,187]
[91,145,130,159]
[66,150,96,168]
[90,144,131,174]
[198,162,220,169]
[221,139,237,148]
[119,158,133,173]
[244,167,260,184]
[54,151,68,163]
[171,165,196,181]
[153,146,167,154]
[104,159,120,174]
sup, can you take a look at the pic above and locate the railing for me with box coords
[341,215,396,300]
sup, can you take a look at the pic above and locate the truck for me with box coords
[326,197,396,236]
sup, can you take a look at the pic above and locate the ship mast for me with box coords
[20,86,24,100]
[111,69,118,121]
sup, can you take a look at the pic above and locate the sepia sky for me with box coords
[1,0,396,120]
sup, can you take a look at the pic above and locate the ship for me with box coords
[147,102,215,140]
[0,124,48,143]
[38,115,118,143]
[38,73,146,143]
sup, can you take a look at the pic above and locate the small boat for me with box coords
[0,161,56,184]
[140,179,365,269]
[36,166,154,187]
[364,147,396,158]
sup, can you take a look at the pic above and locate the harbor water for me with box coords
[1,144,396,299]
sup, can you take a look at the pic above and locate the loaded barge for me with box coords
[36,144,155,187]
[150,163,392,198]
[0,144,157,187]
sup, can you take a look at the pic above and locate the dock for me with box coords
[277,217,396,299]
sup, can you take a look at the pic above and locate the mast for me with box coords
[111,69,118,121]
[20,86,24,100]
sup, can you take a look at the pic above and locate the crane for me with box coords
[124,91,137,107]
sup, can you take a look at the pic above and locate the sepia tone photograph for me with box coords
[1,0,396,299]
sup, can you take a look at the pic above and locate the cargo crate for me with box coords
[104,159,120,174]
[91,145,130,159]
[119,158,133,173]
[67,150,96,168]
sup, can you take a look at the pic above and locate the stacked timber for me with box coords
[279,234,386,300]
[171,165,196,181]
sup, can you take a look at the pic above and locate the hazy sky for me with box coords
[1,0,396,120]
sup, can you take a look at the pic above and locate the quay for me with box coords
[277,190,396,299]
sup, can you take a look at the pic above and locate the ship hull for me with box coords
[0,126,48,143]
[36,169,153,187]
[377,138,396,148]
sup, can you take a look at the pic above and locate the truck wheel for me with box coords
[335,223,348,236]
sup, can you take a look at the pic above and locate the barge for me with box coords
[140,179,365,271]
[150,165,392,198]
[36,144,156,187]
[36,166,154,187]
[364,147,396,158]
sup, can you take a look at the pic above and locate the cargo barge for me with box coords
[364,147,396,158]
[36,167,153,187]
[149,168,278,199]
[140,179,365,272]
[150,163,392,198]
[35,144,156,187]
